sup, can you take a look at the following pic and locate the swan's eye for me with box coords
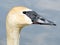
[23,11,26,14]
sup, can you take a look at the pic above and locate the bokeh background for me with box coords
[0,0,60,45]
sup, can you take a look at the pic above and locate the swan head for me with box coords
[6,6,56,28]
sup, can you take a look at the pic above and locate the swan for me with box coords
[6,6,56,45]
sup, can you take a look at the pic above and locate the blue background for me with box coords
[0,0,60,45]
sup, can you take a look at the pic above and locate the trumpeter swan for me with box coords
[6,6,56,45]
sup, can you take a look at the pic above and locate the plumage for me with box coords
[6,6,56,45]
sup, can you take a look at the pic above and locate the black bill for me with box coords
[23,11,56,26]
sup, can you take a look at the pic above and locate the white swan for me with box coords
[6,6,56,45]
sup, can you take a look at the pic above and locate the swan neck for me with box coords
[6,26,22,45]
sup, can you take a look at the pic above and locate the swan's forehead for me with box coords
[13,6,32,12]
[14,7,33,24]
[20,8,32,14]
[21,6,32,11]
[13,6,32,16]
[22,7,32,11]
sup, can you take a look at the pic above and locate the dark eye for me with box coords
[23,11,26,14]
